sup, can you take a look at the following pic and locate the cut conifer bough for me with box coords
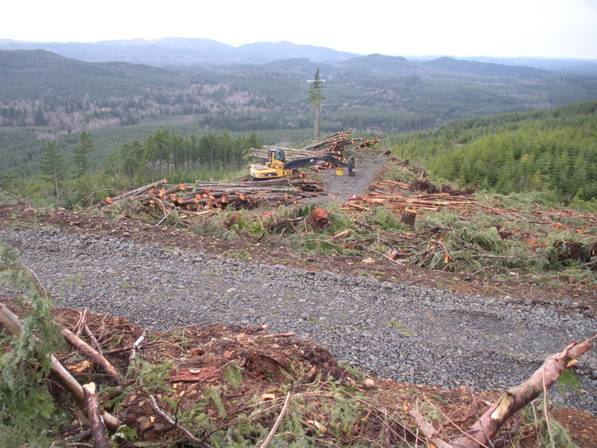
[0,303,121,430]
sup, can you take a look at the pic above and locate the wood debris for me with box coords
[2,299,592,447]
[247,130,380,162]
[348,179,524,219]
[100,177,324,222]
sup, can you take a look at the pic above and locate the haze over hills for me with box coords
[2,37,597,72]
[0,49,180,99]
[0,38,359,66]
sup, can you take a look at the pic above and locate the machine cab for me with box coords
[268,148,285,163]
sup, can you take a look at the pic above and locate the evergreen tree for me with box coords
[73,132,93,177]
[39,141,65,198]
[309,68,325,141]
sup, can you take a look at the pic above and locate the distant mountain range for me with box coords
[1,38,596,73]
[0,48,561,100]
[0,38,358,66]
[0,49,180,98]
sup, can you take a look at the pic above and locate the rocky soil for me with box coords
[311,151,384,204]
[2,228,596,412]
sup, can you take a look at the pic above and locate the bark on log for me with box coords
[449,334,595,448]
[114,179,168,201]
[0,303,121,430]
[409,333,596,448]
[62,327,123,385]
[83,382,110,448]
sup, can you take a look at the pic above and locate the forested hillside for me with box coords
[392,101,597,206]
[2,49,597,137]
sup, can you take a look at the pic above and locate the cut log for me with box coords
[83,382,110,448]
[307,207,330,230]
[114,179,168,201]
[0,303,121,430]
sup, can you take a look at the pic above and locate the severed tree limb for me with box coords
[149,394,206,447]
[410,334,596,448]
[62,327,124,385]
[129,330,146,364]
[83,382,109,448]
[0,303,121,430]
[409,406,453,448]
[84,324,103,354]
[450,334,595,448]
[75,308,89,336]
[258,392,292,448]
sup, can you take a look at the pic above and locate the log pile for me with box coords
[101,177,323,216]
[247,130,380,161]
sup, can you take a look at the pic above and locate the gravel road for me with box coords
[2,228,596,412]
[311,152,383,204]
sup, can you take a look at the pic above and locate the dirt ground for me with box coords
[310,150,386,204]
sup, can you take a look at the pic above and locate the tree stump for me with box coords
[307,207,330,230]
[401,208,417,227]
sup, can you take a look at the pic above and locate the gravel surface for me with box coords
[311,152,383,204]
[2,228,596,412]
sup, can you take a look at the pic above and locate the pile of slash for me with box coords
[100,177,323,224]
[2,297,592,448]
[343,164,597,271]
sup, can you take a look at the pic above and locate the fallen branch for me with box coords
[84,324,103,354]
[0,303,121,430]
[409,406,453,448]
[130,330,146,364]
[75,308,88,336]
[62,327,124,385]
[450,334,595,448]
[149,394,205,447]
[258,392,291,448]
[83,382,109,448]
[410,334,596,448]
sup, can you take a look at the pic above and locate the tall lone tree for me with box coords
[309,68,325,142]
[73,132,94,177]
[39,141,65,199]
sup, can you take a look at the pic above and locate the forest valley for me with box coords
[0,99,596,446]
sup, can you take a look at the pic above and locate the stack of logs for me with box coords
[248,130,380,162]
[101,177,323,214]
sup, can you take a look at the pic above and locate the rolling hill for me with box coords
[1,47,597,163]
[0,49,181,99]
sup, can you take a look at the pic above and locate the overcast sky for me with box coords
[2,0,596,59]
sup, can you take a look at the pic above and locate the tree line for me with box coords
[0,129,260,206]
[392,101,597,205]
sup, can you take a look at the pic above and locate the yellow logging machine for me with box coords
[250,148,355,180]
